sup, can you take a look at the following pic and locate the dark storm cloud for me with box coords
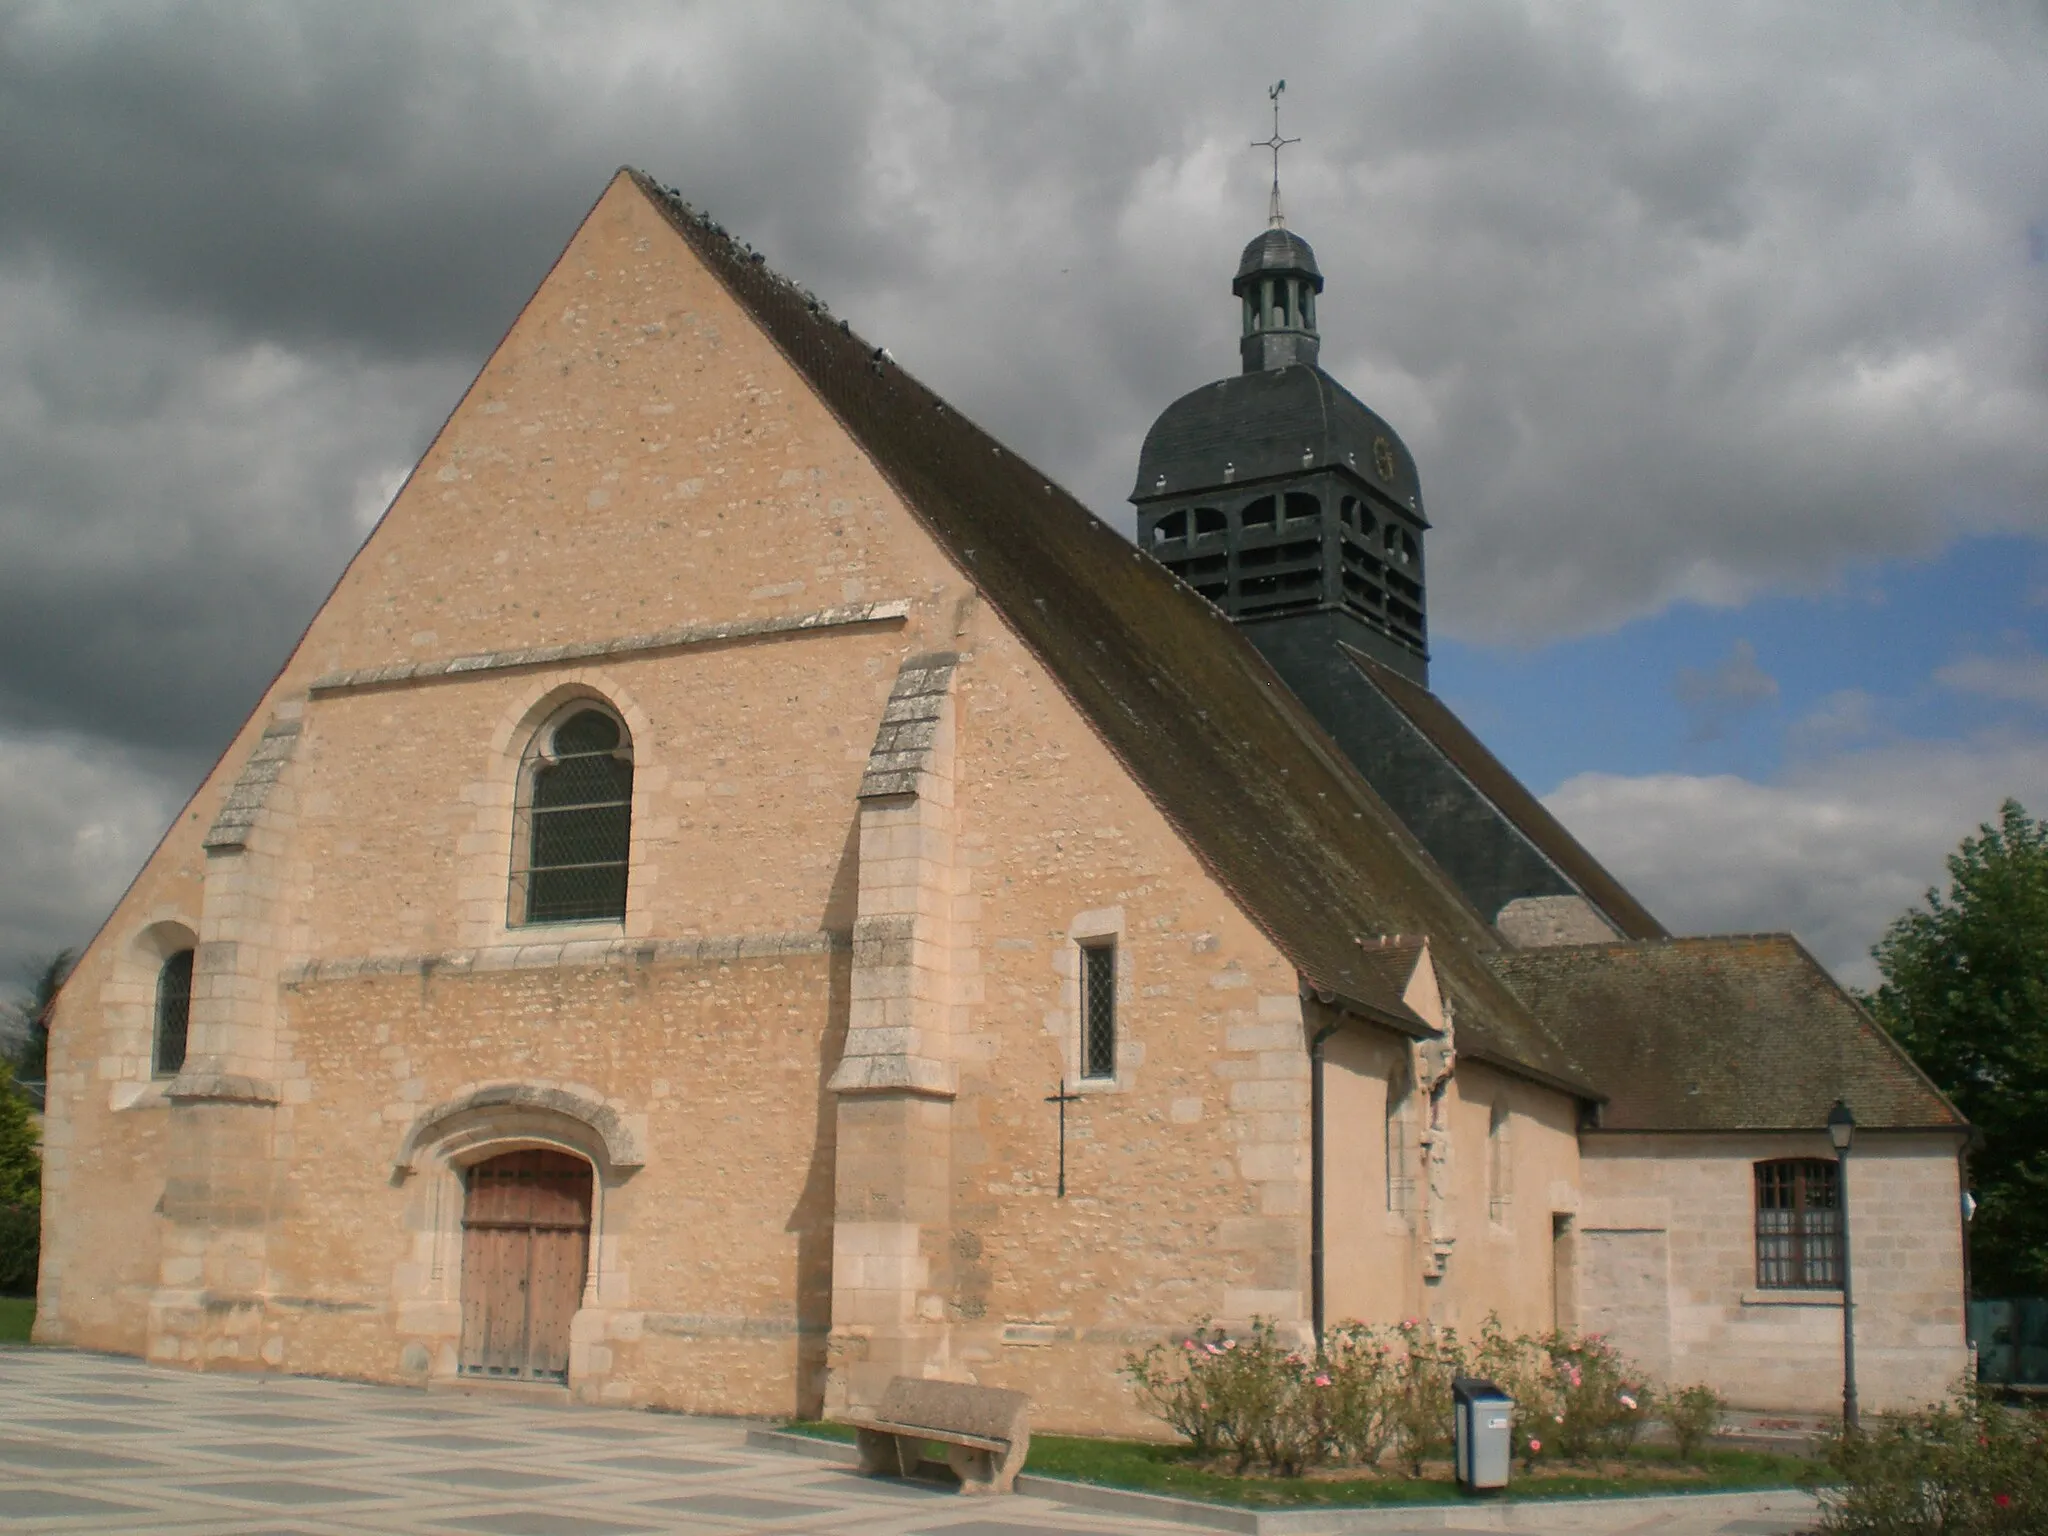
[1,0,2046,973]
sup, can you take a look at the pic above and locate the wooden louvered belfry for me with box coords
[458,1150,592,1382]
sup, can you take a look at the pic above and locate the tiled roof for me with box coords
[1348,652,1666,940]
[630,171,1594,1097]
[1490,935,1965,1132]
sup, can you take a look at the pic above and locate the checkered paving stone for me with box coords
[0,1348,1817,1535]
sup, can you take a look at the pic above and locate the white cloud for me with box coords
[1935,649,2048,710]
[1546,739,2048,988]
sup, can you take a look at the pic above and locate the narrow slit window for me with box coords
[1080,942,1116,1081]
[1488,1099,1513,1225]
[1386,1068,1414,1215]
[516,706,633,926]
[154,949,194,1078]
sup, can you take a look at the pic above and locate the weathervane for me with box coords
[1252,80,1299,229]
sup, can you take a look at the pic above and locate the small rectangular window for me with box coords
[1080,942,1116,1081]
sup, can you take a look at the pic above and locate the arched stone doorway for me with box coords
[458,1149,593,1382]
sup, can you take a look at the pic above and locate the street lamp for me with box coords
[1828,1099,1859,1432]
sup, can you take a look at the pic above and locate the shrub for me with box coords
[1666,1383,1725,1461]
[1816,1385,2048,1534]
[1539,1330,1652,1458]
[1125,1315,1688,1480]
[1318,1322,1399,1467]
[1384,1318,1465,1475]
[1123,1322,1236,1459]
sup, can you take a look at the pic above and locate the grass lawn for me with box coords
[781,1421,1812,1507]
[0,1297,34,1343]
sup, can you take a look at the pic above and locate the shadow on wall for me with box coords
[786,812,863,1419]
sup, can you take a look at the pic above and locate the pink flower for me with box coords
[1528,1438,1542,1453]
[1313,1374,1331,1387]
[1618,1393,1637,1411]
[1204,1342,1224,1356]
[1182,1340,1196,1351]
[1223,1339,1237,1351]
[1995,1493,2011,1507]
[1568,1368,1583,1388]
[1553,1413,1565,1424]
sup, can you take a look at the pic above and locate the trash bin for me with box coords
[1452,1375,1514,1493]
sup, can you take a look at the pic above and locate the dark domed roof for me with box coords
[1236,228,1322,285]
[1131,364,1425,515]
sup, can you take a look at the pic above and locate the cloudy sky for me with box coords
[2,0,2044,993]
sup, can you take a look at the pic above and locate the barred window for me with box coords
[1080,942,1116,1081]
[514,706,633,926]
[154,948,193,1077]
[1755,1158,1841,1289]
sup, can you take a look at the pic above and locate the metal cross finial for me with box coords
[1252,79,1300,229]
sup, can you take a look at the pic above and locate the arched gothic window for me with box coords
[154,948,193,1077]
[513,704,634,926]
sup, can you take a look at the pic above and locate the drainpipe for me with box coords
[1309,1017,1341,1354]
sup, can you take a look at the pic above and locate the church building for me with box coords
[35,167,1969,1430]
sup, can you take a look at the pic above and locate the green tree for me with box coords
[0,1060,40,1294]
[1868,799,2048,1295]
[5,949,73,1086]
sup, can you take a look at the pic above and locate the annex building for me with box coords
[36,169,1969,1428]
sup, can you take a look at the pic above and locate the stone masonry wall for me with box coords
[40,169,1609,1438]
[1580,1132,1968,1412]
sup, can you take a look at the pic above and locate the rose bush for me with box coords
[1815,1385,2048,1535]
[1124,1314,1674,1478]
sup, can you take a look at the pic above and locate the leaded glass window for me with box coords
[1755,1158,1841,1289]
[1081,942,1116,1081]
[517,707,633,925]
[155,948,193,1077]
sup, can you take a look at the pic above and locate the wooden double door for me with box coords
[458,1149,592,1382]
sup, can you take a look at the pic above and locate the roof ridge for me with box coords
[628,168,1596,1098]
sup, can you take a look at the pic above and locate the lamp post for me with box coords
[1828,1099,1859,1432]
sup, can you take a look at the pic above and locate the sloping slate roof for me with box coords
[631,172,1592,1097]
[1349,651,1666,940]
[1490,936,1964,1132]
[1132,365,1424,512]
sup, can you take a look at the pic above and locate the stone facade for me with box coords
[33,169,1969,1433]
[1579,1133,1969,1413]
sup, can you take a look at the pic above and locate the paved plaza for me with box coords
[0,1348,1819,1535]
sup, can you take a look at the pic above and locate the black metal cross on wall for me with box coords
[1045,1078,1082,1198]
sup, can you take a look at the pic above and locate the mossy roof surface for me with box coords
[1491,935,1964,1131]
[632,171,1593,1097]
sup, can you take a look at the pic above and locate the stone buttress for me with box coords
[149,706,307,1366]
[824,652,974,1414]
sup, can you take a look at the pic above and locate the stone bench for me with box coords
[843,1376,1031,1495]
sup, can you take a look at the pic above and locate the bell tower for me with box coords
[1130,224,1430,685]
